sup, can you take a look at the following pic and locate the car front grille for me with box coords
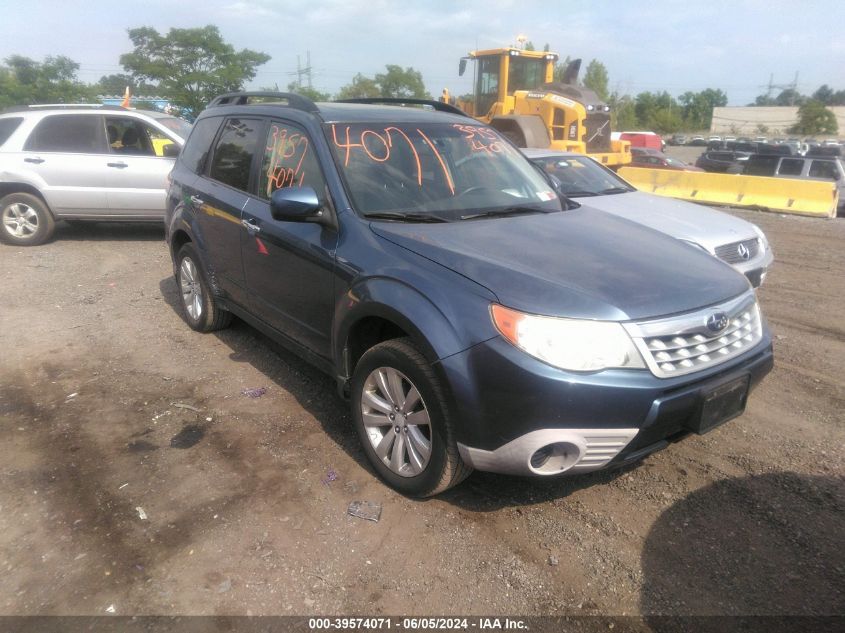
[715,238,760,264]
[623,291,763,378]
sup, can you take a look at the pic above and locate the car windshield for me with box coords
[153,115,192,140]
[326,122,562,220]
[529,154,634,197]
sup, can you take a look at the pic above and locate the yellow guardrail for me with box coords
[617,167,840,218]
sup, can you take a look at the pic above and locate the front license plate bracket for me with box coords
[692,375,750,434]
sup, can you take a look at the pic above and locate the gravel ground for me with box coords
[0,210,842,618]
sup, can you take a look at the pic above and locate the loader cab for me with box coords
[459,48,557,120]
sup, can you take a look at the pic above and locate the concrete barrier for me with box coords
[617,167,840,218]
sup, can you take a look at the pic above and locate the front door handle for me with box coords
[189,195,204,206]
[24,157,45,164]
[107,162,128,169]
[241,218,261,235]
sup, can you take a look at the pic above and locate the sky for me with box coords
[0,0,843,106]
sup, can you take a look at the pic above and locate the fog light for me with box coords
[530,445,553,469]
[529,442,580,474]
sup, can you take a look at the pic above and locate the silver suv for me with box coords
[0,105,189,245]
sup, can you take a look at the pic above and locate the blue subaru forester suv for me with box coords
[165,93,773,497]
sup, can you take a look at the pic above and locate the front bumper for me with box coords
[730,247,774,288]
[441,333,773,477]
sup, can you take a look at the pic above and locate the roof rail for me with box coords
[208,91,319,113]
[1,104,129,114]
[30,103,128,110]
[334,98,470,118]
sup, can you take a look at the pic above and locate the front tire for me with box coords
[175,243,232,332]
[0,193,55,246]
[351,338,471,497]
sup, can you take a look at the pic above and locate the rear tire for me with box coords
[175,243,232,332]
[0,193,55,246]
[351,337,472,497]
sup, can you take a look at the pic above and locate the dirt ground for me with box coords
[0,209,843,619]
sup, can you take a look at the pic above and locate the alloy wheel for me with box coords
[360,367,432,477]
[179,257,203,320]
[2,203,39,238]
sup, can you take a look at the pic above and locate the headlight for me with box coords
[491,304,645,372]
[751,224,769,249]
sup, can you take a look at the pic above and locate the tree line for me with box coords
[0,26,839,135]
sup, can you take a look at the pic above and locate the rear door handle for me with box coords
[24,157,44,164]
[107,162,128,169]
[241,218,261,235]
[190,195,204,206]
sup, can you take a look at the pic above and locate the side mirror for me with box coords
[270,186,327,224]
[162,143,180,158]
[459,58,467,77]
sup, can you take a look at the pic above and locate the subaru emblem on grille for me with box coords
[706,312,730,333]
[737,242,750,260]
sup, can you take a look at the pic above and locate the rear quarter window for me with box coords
[808,160,840,180]
[0,117,24,147]
[208,118,262,192]
[178,116,223,175]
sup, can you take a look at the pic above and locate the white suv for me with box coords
[0,105,189,245]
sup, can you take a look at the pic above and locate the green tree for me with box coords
[582,59,609,101]
[374,65,429,99]
[336,73,380,99]
[774,88,804,107]
[119,25,270,118]
[751,94,776,106]
[678,88,727,130]
[337,65,429,100]
[812,84,834,105]
[0,55,94,107]
[634,91,676,128]
[648,108,683,134]
[608,92,638,130]
[285,81,331,102]
[789,100,838,135]
[95,73,157,97]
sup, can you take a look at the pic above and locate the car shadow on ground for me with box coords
[158,275,640,509]
[639,472,844,630]
[53,221,165,242]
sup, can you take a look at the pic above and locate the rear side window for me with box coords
[179,116,223,175]
[777,159,804,176]
[744,156,779,176]
[0,117,24,147]
[24,114,105,153]
[808,160,839,180]
[208,118,262,192]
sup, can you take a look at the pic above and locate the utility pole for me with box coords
[294,52,313,90]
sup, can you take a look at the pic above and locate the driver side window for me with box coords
[258,121,326,200]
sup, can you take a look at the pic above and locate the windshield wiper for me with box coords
[598,187,632,195]
[363,211,449,223]
[460,206,551,221]
[562,190,599,197]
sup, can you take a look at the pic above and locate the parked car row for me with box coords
[630,147,703,172]
[2,95,776,497]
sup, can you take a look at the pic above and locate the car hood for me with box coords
[576,190,758,251]
[370,208,749,321]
